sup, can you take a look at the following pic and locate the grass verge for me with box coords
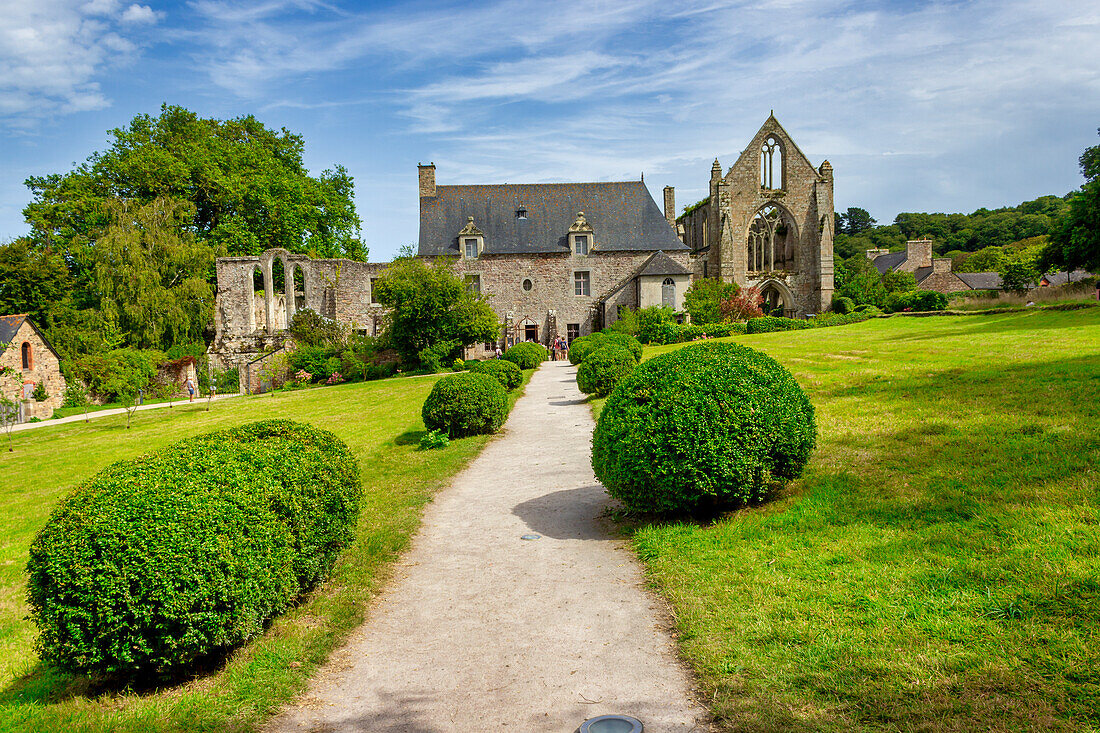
[595,309,1100,732]
[0,369,532,732]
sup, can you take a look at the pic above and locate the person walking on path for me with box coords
[185,377,196,403]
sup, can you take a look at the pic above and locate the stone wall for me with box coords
[920,258,972,293]
[0,320,66,410]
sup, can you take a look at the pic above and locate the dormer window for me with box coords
[457,216,484,259]
[516,208,527,219]
[568,211,594,255]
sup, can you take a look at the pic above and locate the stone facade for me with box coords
[677,115,835,316]
[0,315,67,415]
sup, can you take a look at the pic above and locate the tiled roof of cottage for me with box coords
[871,251,907,275]
[635,250,692,277]
[0,314,27,347]
[957,272,1003,290]
[1041,270,1094,287]
[418,181,689,256]
[914,266,932,282]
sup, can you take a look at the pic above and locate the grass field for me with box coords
[0,371,528,732]
[595,308,1100,732]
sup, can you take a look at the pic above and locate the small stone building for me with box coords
[0,314,67,416]
[677,114,835,316]
[867,240,1002,292]
[416,167,692,352]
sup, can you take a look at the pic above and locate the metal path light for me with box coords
[577,714,644,733]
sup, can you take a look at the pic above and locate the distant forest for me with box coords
[833,195,1070,272]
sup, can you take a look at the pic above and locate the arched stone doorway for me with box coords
[758,279,795,317]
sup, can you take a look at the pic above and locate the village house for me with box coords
[0,314,67,419]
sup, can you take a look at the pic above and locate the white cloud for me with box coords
[0,0,156,125]
[120,4,158,24]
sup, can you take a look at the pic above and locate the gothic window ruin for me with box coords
[292,265,306,311]
[761,135,784,190]
[21,342,32,370]
[251,266,267,333]
[747,204,796,272]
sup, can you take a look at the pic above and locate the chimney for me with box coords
[932,257,952,274]
[663,186,676,228]
[418,163,436,198]
[906,239,933,268]
[866,248,889,260]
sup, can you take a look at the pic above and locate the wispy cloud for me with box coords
[0,0,162,126]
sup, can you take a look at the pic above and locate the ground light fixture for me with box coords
[576,714,644,733]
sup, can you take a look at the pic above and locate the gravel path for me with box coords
[270,359,708,732]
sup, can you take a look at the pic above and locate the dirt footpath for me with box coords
[269,359,708,732]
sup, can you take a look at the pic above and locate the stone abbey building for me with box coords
[210,115,834,374]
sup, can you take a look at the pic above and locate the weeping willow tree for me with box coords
[90,197,222,349]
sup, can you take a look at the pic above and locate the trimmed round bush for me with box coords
[470,358,523,391]
[568,334,604,365]
[577,345,636,397]
[26,420,361,677]
[831,295,855,314]
[602,332,643,362]
[422,372,507,437]
[502,342,548,369]
[592,342,816,516]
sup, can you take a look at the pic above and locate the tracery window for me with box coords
[761,135,784,190]
[747,204,796,272]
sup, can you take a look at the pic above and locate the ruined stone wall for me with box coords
[677,117,834,316]
[0,321,66,409]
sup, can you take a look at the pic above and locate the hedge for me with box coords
[592,342,816,516]
[576,346,636,397]
[422,372,507,437]
[885,289,949,313]
[502,342,548,369]
[746,311,873,334]
[645,321,747,345]
[568,334,604,365]
[26,420,361,677]
[469,359,523,391]
[831,295,856,314]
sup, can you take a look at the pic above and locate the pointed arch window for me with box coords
[761,135,784,190]
[661,278,676,308]
[747,204,797,272]
[21,342,32,370]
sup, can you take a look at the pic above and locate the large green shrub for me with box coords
[26,420,361,677]
[568,334,604,365]
[746,316,814,334]
[592,342,816,515]
[470,359,523,391]
[422,372,507,437]
[602,332,643,362]
[577,346,636,397]
[502,342,547,369]
[831,295,856,314]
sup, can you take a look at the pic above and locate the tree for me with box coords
[841,207,876,235]
[1042,129,1100,273]
[683,278,740,324]
[882,268,917,294]
[0,394,16,451]
[999,253,1040,295]
[374,258,499,367]
[0,239,71,325]
[836,254,887,307]
[24,105,364,261]
[90,197,218,350]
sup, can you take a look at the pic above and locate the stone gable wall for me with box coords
[0,321,66,409]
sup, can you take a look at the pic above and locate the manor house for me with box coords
[210,115,835,374]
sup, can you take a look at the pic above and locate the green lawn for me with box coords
[0,371,528,732]
[598,309,1100,732]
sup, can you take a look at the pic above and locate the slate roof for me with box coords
[914,266,932,282]
[635,250,692,278]
[958,272,1003,290]
[0,314,27,346]
[418,181,688,256]
[1041,270,1095,287]
[870,251,907,275]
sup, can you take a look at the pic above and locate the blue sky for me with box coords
[1,0,1098,261]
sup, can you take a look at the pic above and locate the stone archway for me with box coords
[757,278,796,317]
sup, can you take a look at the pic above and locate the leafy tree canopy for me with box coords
[1042,129,1100,273]
[374,258,499,367]
[683,278,740,325]
[24,104,364,261]
[0,238,71,325]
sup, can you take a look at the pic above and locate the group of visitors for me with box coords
[549,335,568,361]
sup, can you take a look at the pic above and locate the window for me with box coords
[566,323,580,343]
[703,260,708,278]
[465,274,481,295]
[574,235,589,256]
[747,203,796,272]
[761,134,784,190]
[662,277,676,308]
[516,208,527,219]
[370,278,379,304]
[522,278,533,292]
[484,341,495,351]
[21,342,32,370]
[464,238,479,259]
[574,271,591,296]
